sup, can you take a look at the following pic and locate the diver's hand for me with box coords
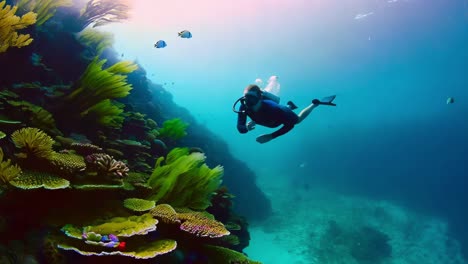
[247,121,256,131]
[256,134,273,144]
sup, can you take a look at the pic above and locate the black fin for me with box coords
[287,101,298,110]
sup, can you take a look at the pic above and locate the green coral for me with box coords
[201,245,262,264]
[11,127,55,159]
[77,28,114,58]
[62,57,137,127]
[0,130,5,139]
[84,213,157,237]
[0,147,22,186]
[9,170,69,189]
[147,147,223,210]
[123,198,156,212]
[6,100,60,135]
[82,99,125,128]
[158,118,188,141]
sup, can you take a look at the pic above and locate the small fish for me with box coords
[354,12,374,20]
[121,53,124,57]
[154,40,167,48]
[447,97,455,104]
[178,30,192,38]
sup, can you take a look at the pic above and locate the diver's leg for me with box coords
[296,104,318,123]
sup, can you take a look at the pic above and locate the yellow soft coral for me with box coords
[0,147,22,186]
[11,127,55,159]
[16,0,72,26]
[0,0,37,53]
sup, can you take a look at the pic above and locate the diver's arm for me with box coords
[237,110,248,134]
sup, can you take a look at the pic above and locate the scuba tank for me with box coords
[261,90,280,103]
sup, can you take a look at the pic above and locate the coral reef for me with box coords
[147,147,223,210]
[0,1,268,261]
[0,0,36,53]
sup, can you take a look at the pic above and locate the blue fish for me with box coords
[154,40,167,48]
[178,30,192,38]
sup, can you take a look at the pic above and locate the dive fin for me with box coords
[287,101,298,110]
[319,95,336,106]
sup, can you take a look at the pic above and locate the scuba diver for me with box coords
[233,84,336,144]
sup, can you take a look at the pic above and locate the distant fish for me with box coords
[154,40,167,48]
[388,0,398,3]
[299,162,306,168]
[354,12,374,20]
[178,30,192,38]
[447,97,455,104]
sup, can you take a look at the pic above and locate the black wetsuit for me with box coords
[237,99,299,139]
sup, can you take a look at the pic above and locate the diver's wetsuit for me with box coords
[237,99,299,139]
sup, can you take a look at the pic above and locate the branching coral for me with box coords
[15,0,72,26]
[11,127,55,159]
[0,0,37,53]
[157,118,189,141]
[0,147,22,186]
[147,147,223,210]
[85,153,129,178]
[79,0,130,29]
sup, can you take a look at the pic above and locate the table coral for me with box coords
[123,198,155,212]
[9,170,69,189]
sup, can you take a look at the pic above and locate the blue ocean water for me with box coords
[107,0,468,262]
